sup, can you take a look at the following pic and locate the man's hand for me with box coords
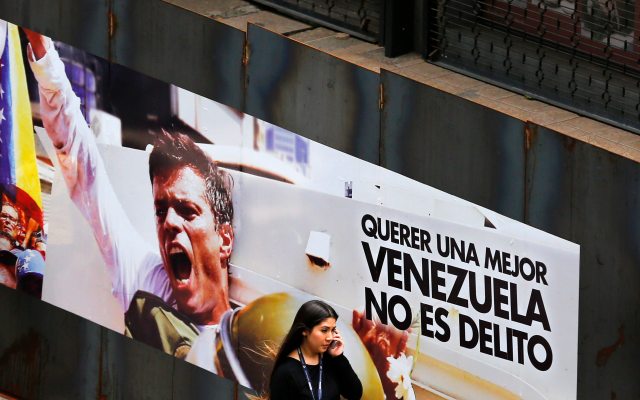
[22,28,48,61]
[352,310,409,400]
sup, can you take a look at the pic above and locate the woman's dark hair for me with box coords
[270,300,338,385]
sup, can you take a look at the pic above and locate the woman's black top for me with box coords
[270,353,363,400]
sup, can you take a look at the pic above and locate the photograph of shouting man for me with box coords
[24,30,235,358]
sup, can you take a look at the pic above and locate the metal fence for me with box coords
[425,0,640,133]
[250,0,382,42]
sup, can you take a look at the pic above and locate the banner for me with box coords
[22,28,579,399]
[0,21,45,298]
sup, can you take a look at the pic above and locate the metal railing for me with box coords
[250,0,382,42]
[425,0,640,133]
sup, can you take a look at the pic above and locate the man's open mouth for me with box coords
[168,248,192,283]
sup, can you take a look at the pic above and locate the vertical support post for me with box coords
[383,0,415,57]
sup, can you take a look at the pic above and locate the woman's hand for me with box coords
[327,329,344,357]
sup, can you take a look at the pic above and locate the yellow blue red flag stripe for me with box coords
[0,22,42,226]
[0,21,42,234]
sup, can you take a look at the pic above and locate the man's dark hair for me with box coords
[148,130,233,226]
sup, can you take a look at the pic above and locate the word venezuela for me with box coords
[360,214,554,372]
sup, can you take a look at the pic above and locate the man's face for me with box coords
[0,204,19,239]
[152,166,233,325]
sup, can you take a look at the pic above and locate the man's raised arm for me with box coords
[23,30,159,310]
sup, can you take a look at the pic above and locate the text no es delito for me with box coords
[360,213,554,372]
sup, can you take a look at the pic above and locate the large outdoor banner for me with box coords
[9,22,580,400]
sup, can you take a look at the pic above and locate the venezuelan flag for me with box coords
[0,21,43,243]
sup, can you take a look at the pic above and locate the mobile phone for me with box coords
[329,340,338,349]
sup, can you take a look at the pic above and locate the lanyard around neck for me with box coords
[297,347,323,400]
